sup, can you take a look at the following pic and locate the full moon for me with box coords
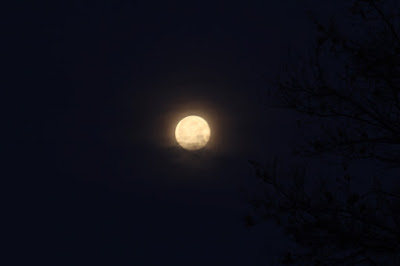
[175,116,211,150]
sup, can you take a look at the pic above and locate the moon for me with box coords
[175,116,211,150]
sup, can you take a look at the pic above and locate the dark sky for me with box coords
[9,1,347,265]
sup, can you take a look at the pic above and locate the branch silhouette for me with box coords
[248,0,400,265]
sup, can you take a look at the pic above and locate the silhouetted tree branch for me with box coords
[248,0,400,265]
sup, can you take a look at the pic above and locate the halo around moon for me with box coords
[175,116,211,150]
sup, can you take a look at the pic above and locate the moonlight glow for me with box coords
[175,116,211,150]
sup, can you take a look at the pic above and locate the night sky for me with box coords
[8,1,353,265]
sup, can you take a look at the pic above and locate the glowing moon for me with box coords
[175,116,211,150]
